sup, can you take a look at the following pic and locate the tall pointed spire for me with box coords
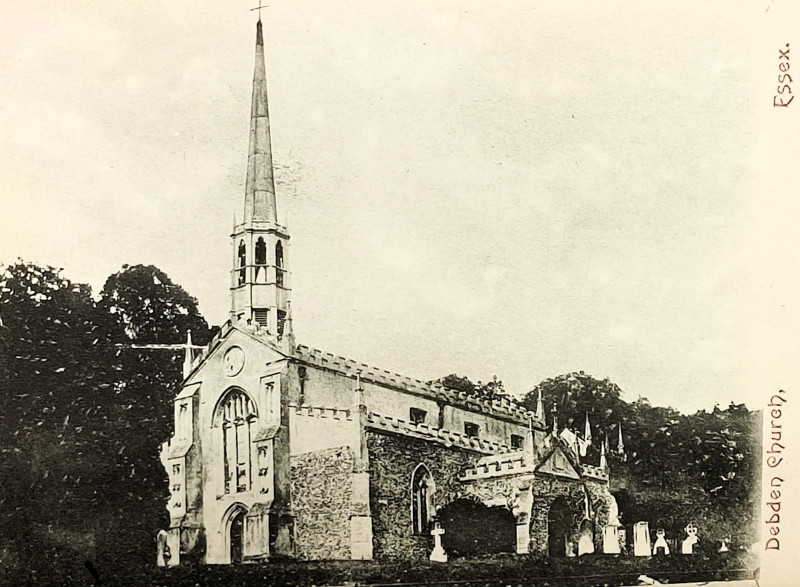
[244,19,278,224]
[230,20,292,342]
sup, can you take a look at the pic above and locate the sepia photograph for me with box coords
[1,1,799,586]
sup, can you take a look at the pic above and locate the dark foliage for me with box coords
[521,372,761,545]
[0,260,760,583]
[439,497,516,556]
[433,373,511,402]
[0,261,211,582]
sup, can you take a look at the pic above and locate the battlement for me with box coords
[366,412,513,455]
[288,403,354,422]
[458,451,533,481]
[295,344,543,426]
[580,463,609,481]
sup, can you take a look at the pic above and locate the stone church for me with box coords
[159,20,616,566]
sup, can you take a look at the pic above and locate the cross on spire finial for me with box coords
[250,0,268,21]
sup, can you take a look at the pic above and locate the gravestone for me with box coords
[156,530,169,567]
[603,524,621,554]
[565,538,576,557]
[430,521,448,563]
[653,529,670,556]
[578,519,595,556]
[681,522,698,555]
[633,521,651,557]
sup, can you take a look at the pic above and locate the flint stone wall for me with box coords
[528,476,613,556]
[366,430,479,559]
[290,446,354,560]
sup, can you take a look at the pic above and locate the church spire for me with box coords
[230,19,292,346]
[243,19,278,224]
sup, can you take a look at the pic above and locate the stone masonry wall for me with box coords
[366,430,479,560]
[527,476,614,556]
[290,446,354,560]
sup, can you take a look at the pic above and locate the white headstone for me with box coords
[429,522,448,563]
[681,523,698,555]
[578,520,594,555]
[653,529,670,556]
[603,525,621,554]
[156,530,169,567]
[633,522,651,557]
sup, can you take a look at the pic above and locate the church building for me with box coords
[159,19,616,566]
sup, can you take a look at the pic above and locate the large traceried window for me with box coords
[216,389,258,494]
[411,464,435,535]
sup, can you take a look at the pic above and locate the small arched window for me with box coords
[237,241,247,287]
[411,464,435,535]
[254,237,267,282]
[216,389,258,494]
[275,241,284,287]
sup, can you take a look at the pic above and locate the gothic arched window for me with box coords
[275,240,284,287]
[254,237,267,282]
[411,464,435,535]
[237,241,247,287]
[215,389,258,494]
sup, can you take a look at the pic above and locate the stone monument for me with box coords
[681,522,698,555]
[653,529,670,556]
[633,521,651,557]
[430,521,448,563]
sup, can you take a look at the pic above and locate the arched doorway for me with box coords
[229,509,245,563]
[439,498,516,557]
[548,497,572,558]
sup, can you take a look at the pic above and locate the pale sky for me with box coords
[2,0,799,414]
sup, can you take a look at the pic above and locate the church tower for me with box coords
[230,18,292,346]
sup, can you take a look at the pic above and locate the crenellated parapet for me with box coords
[295,344,542,426]
[365,412,514,455]
[580,464,609,482]
[288,403,354,422]
[458,451,534,481]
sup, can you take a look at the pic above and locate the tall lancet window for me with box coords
[275,241,284,287]
[237,241,247,287]
[216,389,258,494]
[254,237,267,283]
[411,464,435,535]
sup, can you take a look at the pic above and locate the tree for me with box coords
[433,373,510,402]
[95,264,213,564]
[522,372,629,439]
[523,370,760,545]
[98,264,210,344]
[0,261,119,575]
[0,262,214,578]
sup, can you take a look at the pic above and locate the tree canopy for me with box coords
[0,261,212,579]
[520,371,760,543]
[432,373,510,402]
